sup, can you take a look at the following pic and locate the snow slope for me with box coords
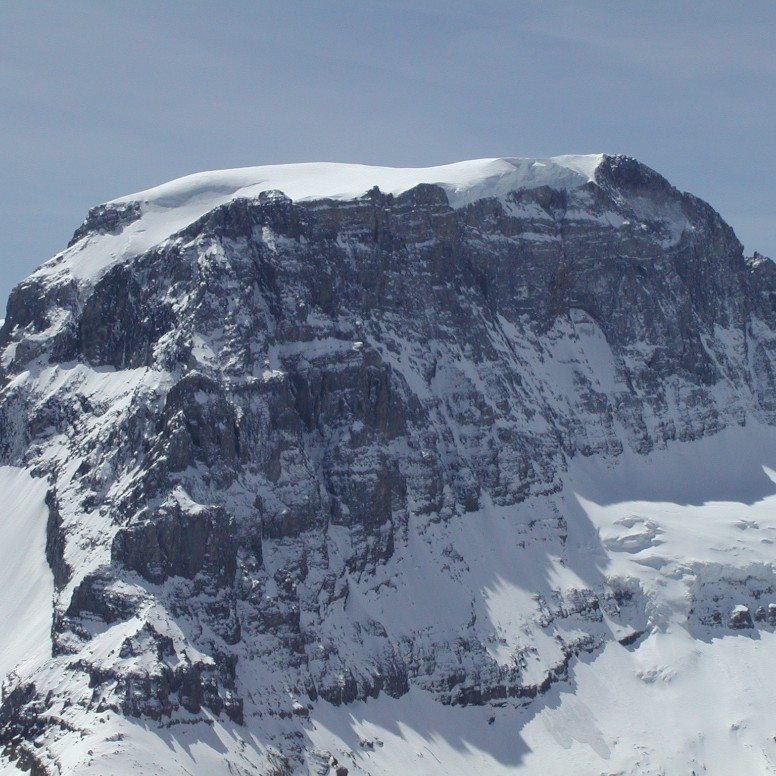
[0,467,53,684]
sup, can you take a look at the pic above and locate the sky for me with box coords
[1,0,775,307]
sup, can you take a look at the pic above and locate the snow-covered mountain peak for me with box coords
[31,153,648,287]
[4,152,775,775]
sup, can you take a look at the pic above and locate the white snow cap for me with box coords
[113,155,605,211]
[40,156,605,284]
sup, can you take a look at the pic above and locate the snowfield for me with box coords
[110,155,604,211]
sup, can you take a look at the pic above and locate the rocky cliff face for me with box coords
[2,155,776,774]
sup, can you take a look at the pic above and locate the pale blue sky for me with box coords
[2,1,775,306]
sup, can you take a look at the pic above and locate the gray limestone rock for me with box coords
[3,154,776,771]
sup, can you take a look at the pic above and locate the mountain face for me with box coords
[2,155,776,775]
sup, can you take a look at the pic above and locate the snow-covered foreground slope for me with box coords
[310,631,776,776]
[3,153,776,774]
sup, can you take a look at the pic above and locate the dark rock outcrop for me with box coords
[2,155,776,772]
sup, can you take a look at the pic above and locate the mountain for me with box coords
[2,154,776,775]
